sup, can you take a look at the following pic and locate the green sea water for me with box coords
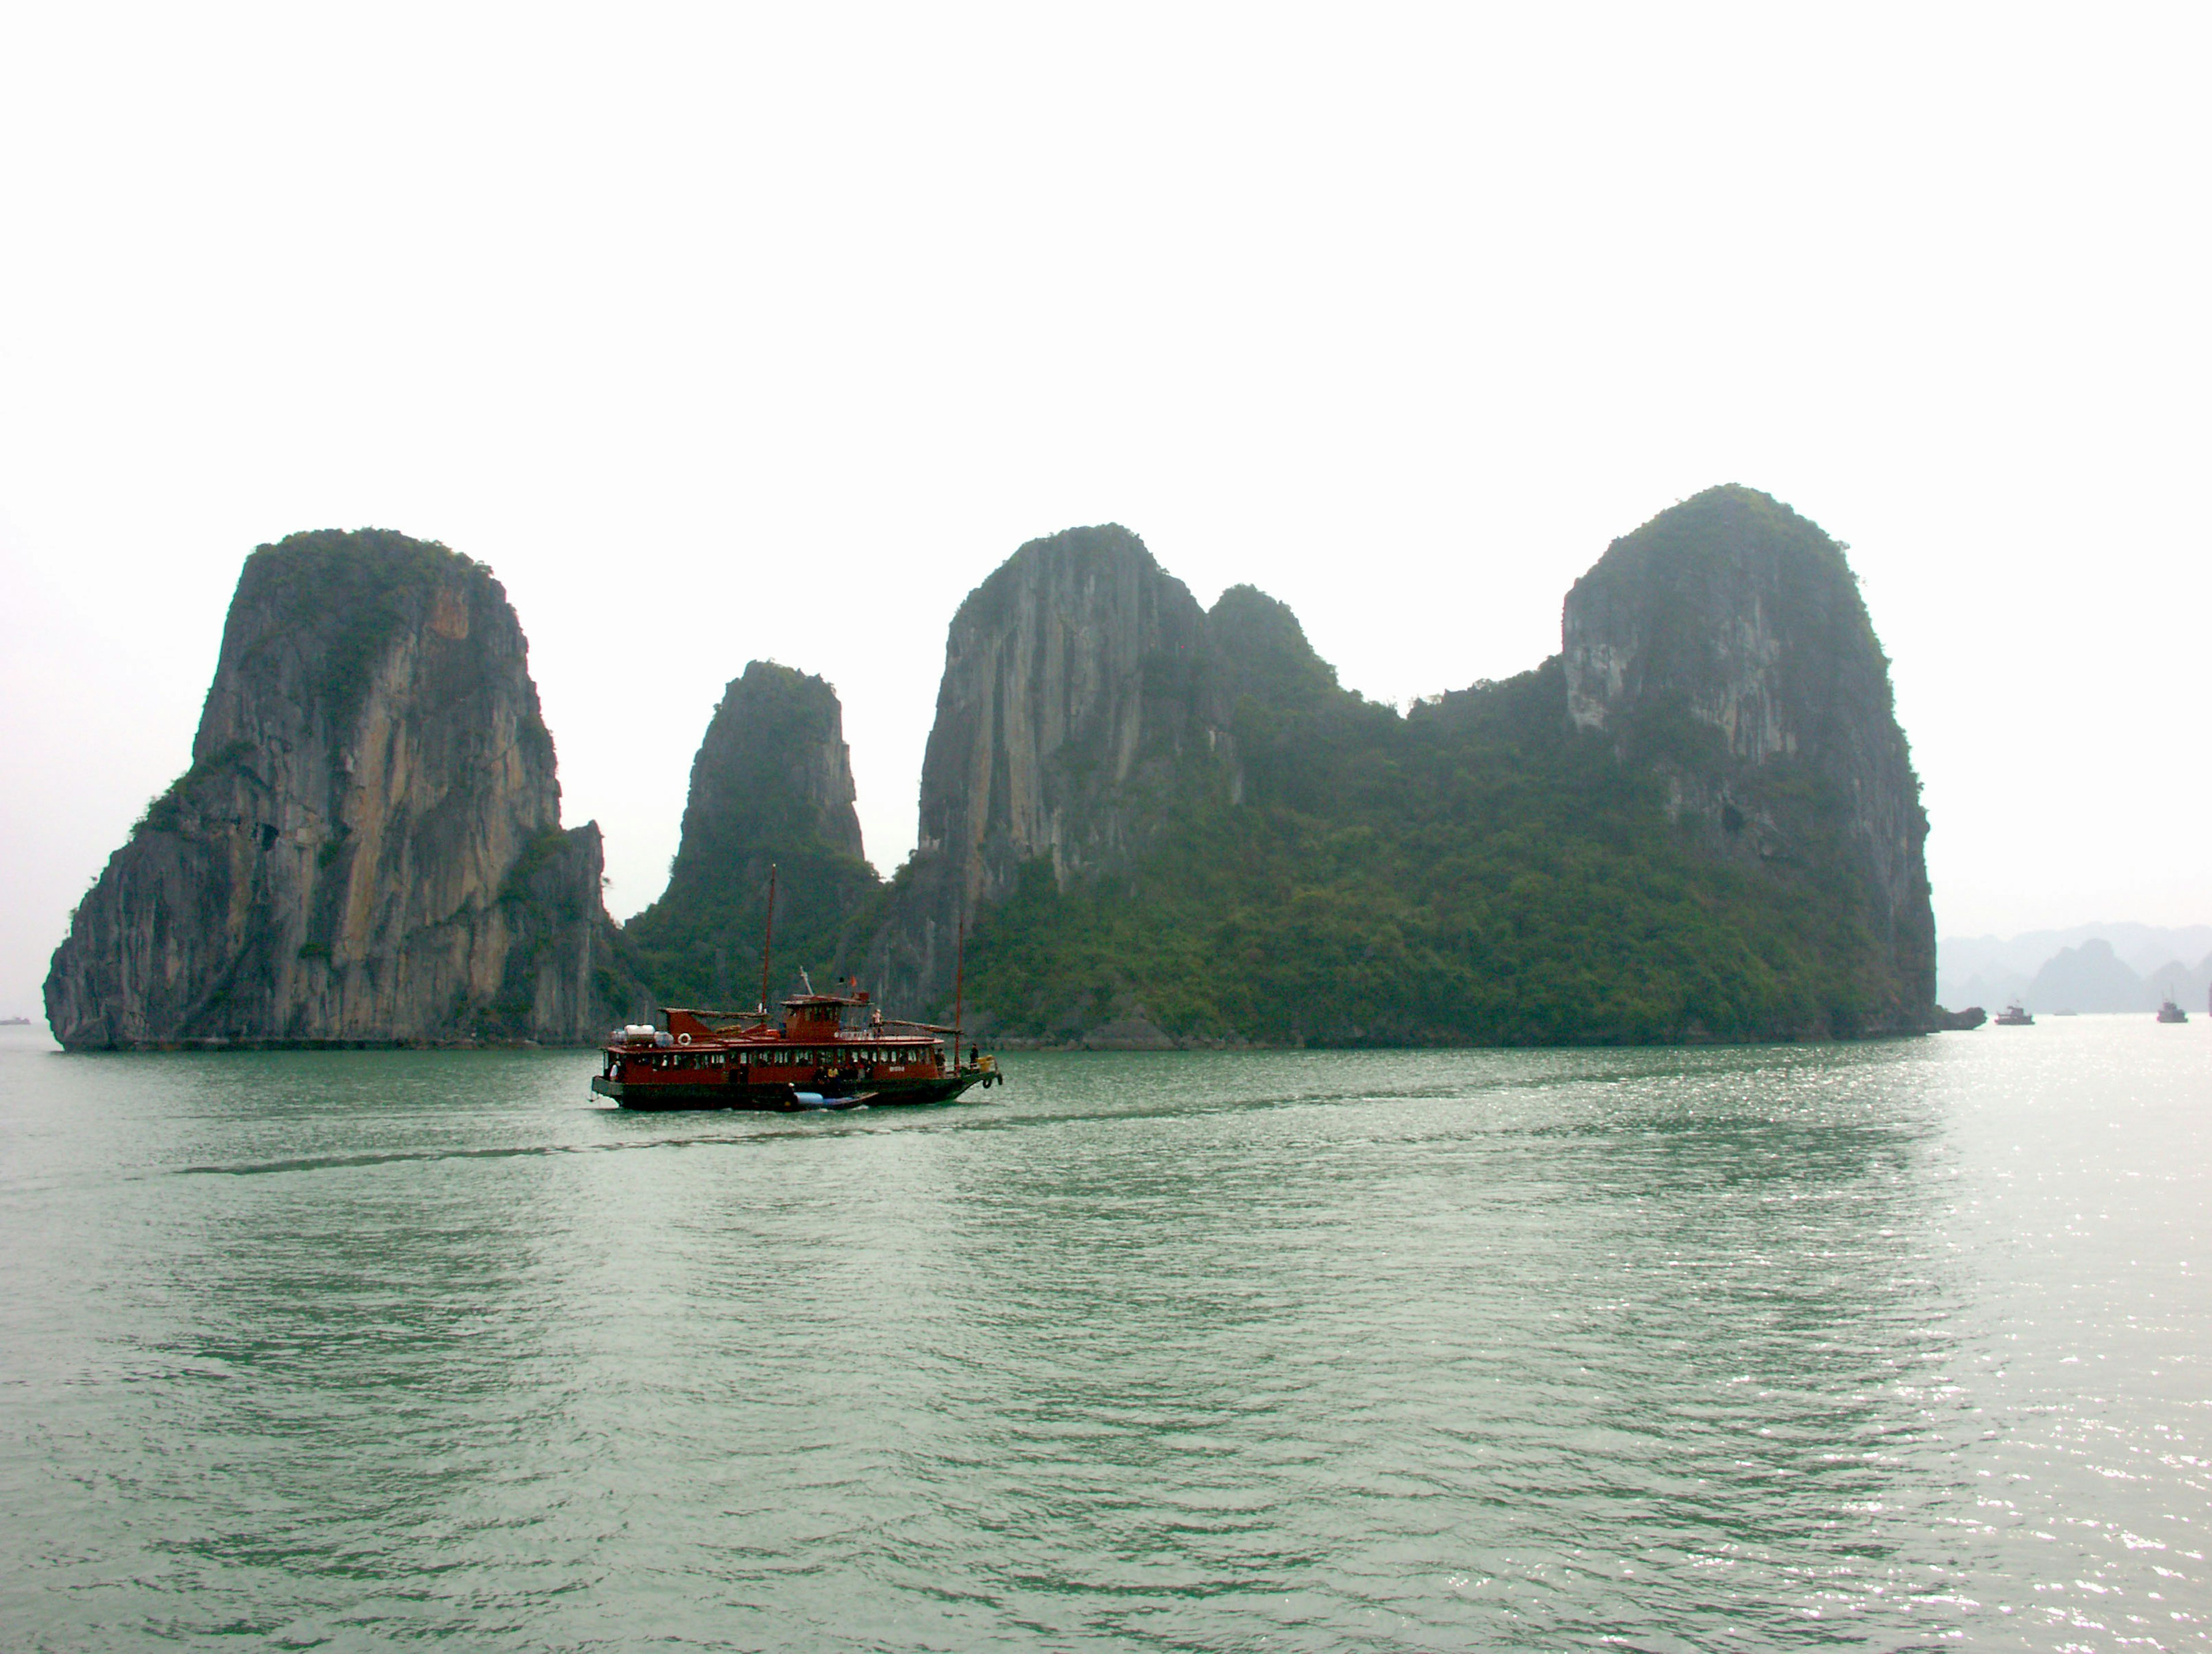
[2,1019,2208,1651]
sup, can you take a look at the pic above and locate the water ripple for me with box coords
[2,1025,2209,1649]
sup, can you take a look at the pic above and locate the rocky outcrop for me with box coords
[884,490,1941,1045]
[865,525,1237,1017]
[44,529,643,1048]
[1207,583,1343,713]
[624,662,880,1008]
[1561,485,1936,1025]
[862,529,1354,1023]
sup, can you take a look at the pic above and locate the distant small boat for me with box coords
[2157,997,2189,1024]
[2053,1008,2079,1017]
[0,1016,29,1027]
[1994,1001,2034,1026]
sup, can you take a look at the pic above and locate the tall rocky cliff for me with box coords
[45,530,642,1048]
[863,525,1247,1017]
[878,490,1940,1043]
[1562,485,1935,1024]
[624,661,880,1007]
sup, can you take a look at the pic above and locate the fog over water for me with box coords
[2,4,2208,1014]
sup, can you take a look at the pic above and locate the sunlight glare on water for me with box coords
[2,1017,2208,1650]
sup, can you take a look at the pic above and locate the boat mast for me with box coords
[757,863,778,1014]
[953,913,965,1071]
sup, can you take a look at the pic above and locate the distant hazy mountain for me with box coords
[2143,955,2212,1010]
[1959,937,2212,1015]
[1938,923,2212,1008]
[2022,940,2147,1013]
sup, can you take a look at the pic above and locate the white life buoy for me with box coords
[677,1032,691,1045]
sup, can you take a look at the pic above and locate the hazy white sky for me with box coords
[3,2,2207,1016]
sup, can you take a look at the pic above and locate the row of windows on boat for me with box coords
[626,1047,940,1070]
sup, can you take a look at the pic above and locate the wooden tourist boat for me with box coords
[592,989,998,1111]
[592,865,999,1111]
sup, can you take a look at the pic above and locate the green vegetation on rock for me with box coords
[911,489,1937,1046]
[964,658,1894,1044]
[231,531,556,774]
[626,663,882,1008]
[241,530,476,707]
[135,740,253,836]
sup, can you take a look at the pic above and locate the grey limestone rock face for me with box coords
[44,529,642,1047]
[863,528,1343,1025]
[1561,485,1936,1024]
[866,524,1237,1019]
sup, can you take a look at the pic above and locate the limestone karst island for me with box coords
[44,486,1955,1051]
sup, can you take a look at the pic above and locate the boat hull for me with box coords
[592,1073,991,1111]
